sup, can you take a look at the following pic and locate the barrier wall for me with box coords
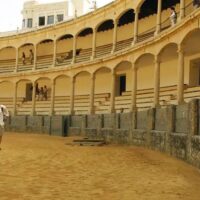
[5,99,200,168]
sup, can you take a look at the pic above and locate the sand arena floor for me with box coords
[1,133,200,200]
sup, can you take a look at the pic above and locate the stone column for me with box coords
[153,55,160,107]
[131,63,137,111]
[50,79,55,116]
[177,45,185,104]
[33,45,37,70]
[112,19,117,53]
[13,82,17,116]
[180,0,185,20]
[31,81,36,116]
[15,48,19,72]
[89,73,95,114]
[72,36,77,64]
[70,76,75,115]
[155,0,162,35]
[91,28,97,59]
[133,8,139,44]
[52,40,57,67]
[110,70,116,113]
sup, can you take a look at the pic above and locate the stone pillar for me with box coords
[166,105,175,154]
[50,79,55,116]
[33,45,37,70]
[187,99,198,161]
[13,82,17,116]
[70,76,75,115]
[177,45,185,104]
[89,73,95,114]
[72,36,77,64]
[110,70,116,113]
[31,81,36,116]
[52,40,57,67]
[91,28,97,59]
[112,19,117,53]
[15,48,19,72]
[153,55,160,107]
[180,0,185,20]
[133,8,139,44]
[131,63,137,112]
[155,0,162,35]
[146,108,155,147]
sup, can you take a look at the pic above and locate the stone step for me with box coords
[73,138,106,146]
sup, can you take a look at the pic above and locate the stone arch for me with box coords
[76,28,93,62]
[0,46,16,73]
[36,39,54,69]
[158,43,178,87]
[18,43,34,67]
[135,53,155,90]
[95,20,114,57]
[54,74,71,97]
[114,61,132,96]
[74,71,91,96]
[94,67,112,95]
[56,34,74,65]
[181,28,200,87]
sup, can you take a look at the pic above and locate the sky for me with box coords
[0,0,113,32]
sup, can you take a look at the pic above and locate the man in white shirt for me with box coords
[0,105,9,150]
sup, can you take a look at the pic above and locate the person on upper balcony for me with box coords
[29,49,34,65]
[170,7,177,27]
[22,52,26,65]
[193,0,200,8]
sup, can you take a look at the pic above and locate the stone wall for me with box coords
[5,99,200,169]
[69,99,200,169]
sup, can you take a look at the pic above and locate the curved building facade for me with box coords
[0,0,199,116]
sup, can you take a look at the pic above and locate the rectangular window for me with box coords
[27,18,33,28]
[47,15,54,25]
[57,14,64,22]
[39,16,45,26]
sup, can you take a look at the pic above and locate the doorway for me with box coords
[26,83,33,101]
[116,75,126,96]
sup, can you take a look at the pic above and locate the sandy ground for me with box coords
[0,133,200,200]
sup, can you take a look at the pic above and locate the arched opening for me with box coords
[114,61,132,112]
[56,34,73,66]
[0,47,16,73]
[54,75,71,115]
[136,54,154,109]
[18,43,34,72]
[36,39,54,69]
[138,0,158,41]
[94,67,112,114]
[16,79,33,115]
[182,29,200,89]
[159,43,178,105]
[96,20,114,58]
[74,71,91,114]
[35,77,51,115]
[0,81,14,115]
[116,9,135,51]
[76,28,93,63]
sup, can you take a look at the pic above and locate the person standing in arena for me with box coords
[0,105,9,150]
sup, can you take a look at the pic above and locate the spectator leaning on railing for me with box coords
[0,105,9,150]
[170,7,177,27]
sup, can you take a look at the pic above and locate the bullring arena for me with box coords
[1,0,200,199]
